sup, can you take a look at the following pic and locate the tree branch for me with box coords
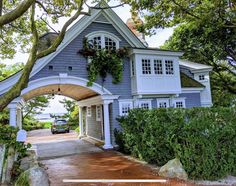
[0,0,35,27]
[85,2,126,10]
[0,0,2,16]
[37,1,84,59]
[0,2,38,111]
[171,0,200,20]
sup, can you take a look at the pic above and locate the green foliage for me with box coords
[0,62,24,81]
[23,95,51,120]
[67,106,80,130]
[0,124,31,159]
[78,38,129,86]
[75,126,80,134]
[116,107,236,180]
[23,117,52,131]
[0,109,9,125]
[14,170,30,186]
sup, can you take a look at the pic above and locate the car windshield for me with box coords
[55,120,67,125]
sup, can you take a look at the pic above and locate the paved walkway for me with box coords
[27,129,196,186]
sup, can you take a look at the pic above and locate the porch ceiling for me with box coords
[22,84,98,101]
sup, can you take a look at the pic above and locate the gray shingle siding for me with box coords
[179,93,201,108]
[30,22,132,99]
[86,105,103,140]
[94,13,110,23]
[110,100,121,145]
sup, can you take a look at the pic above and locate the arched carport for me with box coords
[6,74,119,149]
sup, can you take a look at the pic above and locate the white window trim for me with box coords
[96,105,102,121]
[87,106,91,117]
[138,99,152,109]
[140,57,176,76]
[119,100,133,116]
[153,59,163,75]
[86,31,120,49]
[130,60,135,77]
[173,98,186,108]
[164,60,174,75]
[156,98,170,108]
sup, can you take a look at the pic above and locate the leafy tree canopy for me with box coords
[126,0,236,94]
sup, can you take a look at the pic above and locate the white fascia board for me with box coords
[130,49,184,57]
[190,68,213,73]
[30,10,101,78]
[78,95,102,107]
[0,71,22,95]
[103,9,145,48]
[181,88,204,93]
[29,8,145,78]
[137,90,182,95]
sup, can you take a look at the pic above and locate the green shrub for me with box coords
[116,107,236,180]
[75,126,80,134]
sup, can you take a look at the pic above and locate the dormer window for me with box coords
[86,31,120,50]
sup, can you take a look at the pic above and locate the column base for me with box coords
[102,144,113,149]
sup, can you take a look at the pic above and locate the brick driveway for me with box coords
[27,129,195,186]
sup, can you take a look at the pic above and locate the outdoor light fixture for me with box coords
[58,85,61,95]
[52,89,55,97]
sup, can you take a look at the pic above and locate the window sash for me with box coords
[142,59,151,74]
[165,60,174,75]
[87,106,92,117]
[96,105,102,121]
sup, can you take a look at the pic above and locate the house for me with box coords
[0,3,212,149]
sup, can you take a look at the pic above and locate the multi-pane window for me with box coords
[87,106,91,117]
[138,100,152,109]
[105,37,116,50]
[175,101,184,108]
[142,59,151,74]
[131,60,135,76]
[157,99,169,108]
[96,105,102,121]
[154,59,163,74]
[88,36,102,49]
[165,60,174,75]
[199,75,205,81]
[140,103,150,109]
[119,101,133,116]
[159,102,167,108]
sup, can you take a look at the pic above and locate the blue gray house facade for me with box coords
[0,6,212,148]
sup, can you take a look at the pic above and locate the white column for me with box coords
[16,109,22,129]
[79,106,83,137]
[103,101,113,149]
[9,107,17,127]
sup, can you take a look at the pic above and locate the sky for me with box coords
[1,2,174,114]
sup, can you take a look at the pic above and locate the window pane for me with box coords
[159,102,167,108]
[105,37,116,50]
[142,59,151,74]
[165,60,174,75]
[176,101,183,108]
[199,75,205,80]
[141,103,149,109]
[131,60,135,76]
[89,36,102,49]
[154,60,163,74]
[121,103,131,115]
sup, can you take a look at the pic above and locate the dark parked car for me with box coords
[51,119,69,134]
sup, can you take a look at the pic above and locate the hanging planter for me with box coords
[78,38,129,86]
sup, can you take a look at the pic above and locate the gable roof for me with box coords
[0,2,146,95]
[179,60,212,73]
[180,72,205,88]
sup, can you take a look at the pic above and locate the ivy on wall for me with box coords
[78,38,129,86]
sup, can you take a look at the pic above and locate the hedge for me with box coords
[115,107,236,180]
